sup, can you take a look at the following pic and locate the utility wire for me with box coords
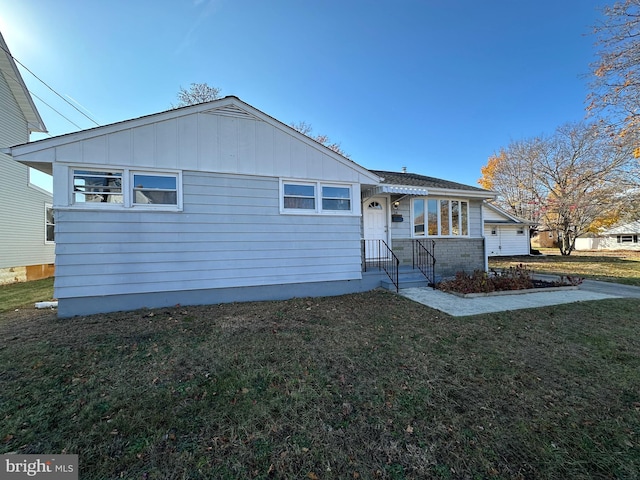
[0,43,101,127]
[29,90,84,130]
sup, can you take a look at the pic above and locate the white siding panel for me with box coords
[468,200,482,237]
[237,117,256,175]
[108,130,132,164]
[82,135,107,165]
[219,116,238,172]
[155,119,178,168]
[56,142,82,162]
[178,115,198,170]
[196,113,218,171]
[255,121,275,176]
[18,107,376,183]
[0,70,54,268]
[133,123,155,163]
[53,171,363,299]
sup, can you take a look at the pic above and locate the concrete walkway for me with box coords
[399,278,640,317]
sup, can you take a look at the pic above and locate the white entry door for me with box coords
[363,197,389,260]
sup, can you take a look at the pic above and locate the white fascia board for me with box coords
[428,187,497,200]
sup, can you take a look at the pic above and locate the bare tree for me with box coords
[174,83,222,107]
[290,121,350,158]
[589,0,640,132]
[480,123,633,255]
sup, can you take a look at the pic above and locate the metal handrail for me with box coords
[413,239,436,288]
[362,239,400,292]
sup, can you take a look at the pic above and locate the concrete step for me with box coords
[381,270,433,291]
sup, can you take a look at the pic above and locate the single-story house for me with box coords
[0,30,54,284]
[483,202,533,256]
[5,96,494,317]
[575,220,640,251]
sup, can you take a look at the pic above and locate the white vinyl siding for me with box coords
[0,67,54,269]
[53,172,363,300]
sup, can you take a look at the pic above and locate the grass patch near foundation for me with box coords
[0,277,54,313]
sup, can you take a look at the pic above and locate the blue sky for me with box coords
[1,0,605,190]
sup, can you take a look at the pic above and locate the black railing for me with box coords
[413,239,436,288]
[362,239,400,292]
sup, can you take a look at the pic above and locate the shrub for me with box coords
[437,264,570,294]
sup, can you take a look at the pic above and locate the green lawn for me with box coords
[0,277,54,313]
[1,290,638,479]
[489,249,640,286]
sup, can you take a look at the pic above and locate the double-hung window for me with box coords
[45,204,55,243]
[413,198,469,237]
[282,180,353,214]
[71,168,181,209]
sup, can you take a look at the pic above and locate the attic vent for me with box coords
[202,104,259,120]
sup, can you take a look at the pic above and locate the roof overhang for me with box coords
[363,185,429,197]
[0,32,47,133]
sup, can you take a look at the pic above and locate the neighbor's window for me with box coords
[283,183,316,210]
[132,173,178,205]
[45,204,54,243]
[73,169,123,204]
[491,227,497,236]
[414,198,469,237]
[517,228,525,235]
[618,235,638,243]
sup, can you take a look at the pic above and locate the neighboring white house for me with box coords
[0,31,54,285]
[575,220,640,251]
[483,202,533,256]
[6,96,494,317]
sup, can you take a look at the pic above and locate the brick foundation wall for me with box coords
[391,238,485,279]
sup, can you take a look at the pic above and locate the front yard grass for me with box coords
[0,277,54,313]
[489,249,640,286]
[1,290,639,479]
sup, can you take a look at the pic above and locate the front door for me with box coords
[363,197,389,260]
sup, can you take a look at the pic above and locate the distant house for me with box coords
[575,221,640,251]
[0,31,54,285]
[483,202,533,256]
[6,96,494,317]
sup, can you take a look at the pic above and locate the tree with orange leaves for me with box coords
[479,123,634,255]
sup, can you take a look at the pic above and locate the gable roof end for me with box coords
[0,31,47,133]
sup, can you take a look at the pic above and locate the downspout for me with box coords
[481,203,488,272]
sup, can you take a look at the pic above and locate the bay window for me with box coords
[414,198,469,237]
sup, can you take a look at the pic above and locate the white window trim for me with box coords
[68,166,182,211]
[280,179,355,215]
[45,203,54,244]
[412,197,470,238]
